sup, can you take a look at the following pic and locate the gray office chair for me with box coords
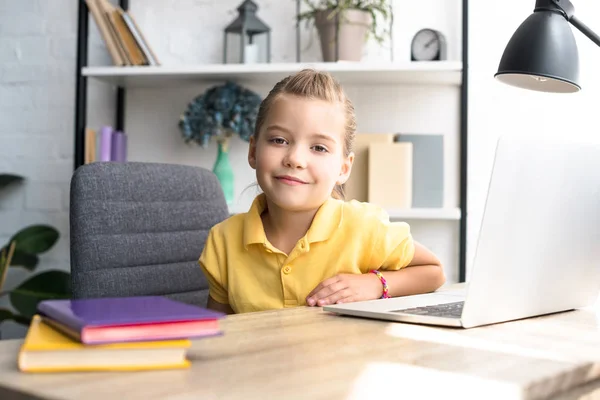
[69,162,229,307]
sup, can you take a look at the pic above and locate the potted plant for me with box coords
[298,0,393,62]
[0,174,71,331]
[179,81,262,205]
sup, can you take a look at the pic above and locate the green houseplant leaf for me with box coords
[0,308,15,324]
[0,308,33,325]
[0,248,39,271]
[298,0,392,44]
[9,270,72,321]
[0,173,70,329]
[0,174,24,190]
[8,225,59,255]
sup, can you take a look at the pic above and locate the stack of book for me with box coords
[84,125,127,164]
[18,296,225,373]
[86,0,159,66]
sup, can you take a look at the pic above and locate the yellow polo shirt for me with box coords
[198,194,415,313]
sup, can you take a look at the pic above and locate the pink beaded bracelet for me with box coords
[370,270,390,299]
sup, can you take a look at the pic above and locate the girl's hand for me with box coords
[306,273,383,307]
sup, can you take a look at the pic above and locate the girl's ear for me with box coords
[337,151,355,185]
[248,136,257,169]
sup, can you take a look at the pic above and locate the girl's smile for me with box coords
[275,175,308,185]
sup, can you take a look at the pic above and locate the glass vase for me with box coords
[212,139,234,205]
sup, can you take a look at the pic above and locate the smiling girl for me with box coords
[199,69,445,314]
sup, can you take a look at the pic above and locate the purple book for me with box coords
[110,130,127,162]
[37,296,226,344]
[99,126,113,162]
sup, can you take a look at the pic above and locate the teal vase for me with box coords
[213,140,234,205]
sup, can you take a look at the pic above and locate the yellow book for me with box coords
[18,315,191,373]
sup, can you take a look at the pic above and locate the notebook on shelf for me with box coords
[18,316,191,373]
[37,296,225,344]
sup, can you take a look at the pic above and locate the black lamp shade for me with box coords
[495,11,580,93]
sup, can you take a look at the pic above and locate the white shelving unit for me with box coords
[81,60,466,281]
[386,208,461,220]
[74,0,468,284]
[83,62,464,224]
[82,61,462,88]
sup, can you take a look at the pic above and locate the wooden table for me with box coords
[1,287,600,400]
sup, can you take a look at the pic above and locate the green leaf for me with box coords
[9,270,71,319]
[0,308,14,324]
[0,308,28,326]
[0,174,23,191]
[12,314,33,326]
[2,248,39,271]
[8,225,59,255]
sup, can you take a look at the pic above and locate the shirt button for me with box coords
[283,265,292,274]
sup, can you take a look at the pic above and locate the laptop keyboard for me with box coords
[391,301,464,318]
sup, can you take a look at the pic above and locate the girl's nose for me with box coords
[283,146,307,169]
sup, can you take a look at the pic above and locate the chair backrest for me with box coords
[69,162,229,307]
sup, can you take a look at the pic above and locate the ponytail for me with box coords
[331,184,345,200]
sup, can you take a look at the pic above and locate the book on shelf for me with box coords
[344,133,396,202]
[121,10,160,66]
[86,0,160,67]
[85,0,125,66]
[84,128,96,164]
[84,125,127,164]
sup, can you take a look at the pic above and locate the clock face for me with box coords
[411,29,443,61]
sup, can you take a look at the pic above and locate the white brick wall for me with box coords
[0,0,113,338]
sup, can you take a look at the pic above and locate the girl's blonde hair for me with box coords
[253,69,356,200]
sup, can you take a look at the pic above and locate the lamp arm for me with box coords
[550,0,600,47]
[569,16,600,47]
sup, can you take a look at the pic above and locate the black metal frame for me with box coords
[73,0,469,282]
[459,0,468,282]
[74,0,128,170]
[73,0,88,170]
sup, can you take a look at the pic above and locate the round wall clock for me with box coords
[411,28,447,61]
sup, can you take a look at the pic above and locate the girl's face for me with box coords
[248,94,354,212]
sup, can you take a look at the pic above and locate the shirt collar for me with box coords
[243,194,269,248]
[306,196,343,243]
[242,194,344,249]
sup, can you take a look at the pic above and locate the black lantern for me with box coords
[223,0,271,64]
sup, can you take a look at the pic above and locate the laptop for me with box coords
[324,134,600,328]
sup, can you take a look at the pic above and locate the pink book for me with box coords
[37,296,225,344]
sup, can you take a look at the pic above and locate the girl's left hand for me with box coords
[306,273,383,307]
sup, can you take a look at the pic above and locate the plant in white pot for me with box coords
[298,0,392,62]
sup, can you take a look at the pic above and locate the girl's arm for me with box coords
[381,241,445,297]
[207,295,235,314]
[306,241,445,306]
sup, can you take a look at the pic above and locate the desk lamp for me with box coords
[495,0,600,93]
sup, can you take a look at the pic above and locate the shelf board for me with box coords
[386,208,461,220]
[229,205,461,221]
[82,61,463,88]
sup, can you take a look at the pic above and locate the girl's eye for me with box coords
[269,137,287,145]
[312,145,328,153]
